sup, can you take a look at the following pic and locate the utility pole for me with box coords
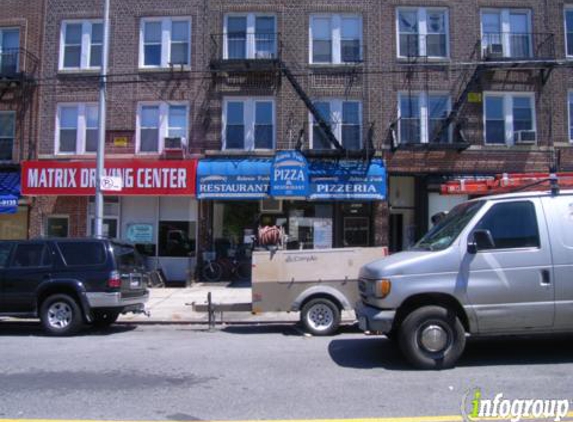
[94,0,110,237]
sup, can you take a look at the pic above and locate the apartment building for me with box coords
[14,0,573,282]
[0,0,43,239]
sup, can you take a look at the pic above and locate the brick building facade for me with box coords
[5,0,573,280]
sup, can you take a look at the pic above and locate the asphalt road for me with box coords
[0,321,572,421]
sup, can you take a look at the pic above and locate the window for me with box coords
[158,221,196,257]
[11,243,51,268]
[0,243,13,268]
[140,18,191,68]
[224,15,276,59]
[223,98,274,150]
[569,92,573,142]
[0,112,15,160]
[310,15,362,64]
[136,102,189,153]
[58,241,106,266]
[60,21,102,70]
[46,216,69,238]
[483,93,535,145]
[566,8,573,57]
[113,243,145,269]
[311,100,362,150]
[398,93,451,144]
[56,103,99,154]
[0,28,20,75]
[397,8,448,58]
[88,197,119,238]
[474,201,540,249]
[481,9,531,58]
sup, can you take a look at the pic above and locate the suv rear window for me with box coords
[113,244,144,269]
[58,241,107,266]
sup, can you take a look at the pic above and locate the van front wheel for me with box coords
[398,305,466,369]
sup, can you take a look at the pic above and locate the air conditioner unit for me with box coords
[514,130,537,144]
[164,137,185,150]
[260,199,282,213]
[485,43,504,59]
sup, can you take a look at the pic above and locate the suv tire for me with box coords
[92,310,121,328]
[40,294,84,336]
[301,298,341,336]
[398,305,466,369]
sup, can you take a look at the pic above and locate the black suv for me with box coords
[0,238,149,335]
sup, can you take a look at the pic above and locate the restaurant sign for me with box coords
[21,160,197,196]
[270,151,309,198]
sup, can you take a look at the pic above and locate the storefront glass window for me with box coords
[343,216,369,247]
[286,203,333,249]
[158,221,196,257]
[46,216,69,238]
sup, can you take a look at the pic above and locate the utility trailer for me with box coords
[192,247,387,335]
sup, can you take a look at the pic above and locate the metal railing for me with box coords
[211,32,281,61]
[480,32,555,60]
[0,47,39,78]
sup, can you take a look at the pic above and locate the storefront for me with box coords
[0,171,28,240]
[22,159,198,283]
[197,154,386,257]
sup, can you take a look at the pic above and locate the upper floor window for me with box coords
[224,14,276,59]
[60,21,102,70]
[223,98,274,150]
[137,102,189,153]
[565,8,573,57]
[310,100,362,150]
[397,8,448,58]
[481,9,532,59]
[0,112,15,160]
[56,103,99,155]
[310,15,362,64]
[568,91,573,142]
[484,93,536,145]
[398,93,451,144]
[0,28,20,75]
[140,17,191,68]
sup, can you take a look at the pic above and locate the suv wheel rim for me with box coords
[307,304,333,331]
[419,323,449,353]
[47,302,72,329]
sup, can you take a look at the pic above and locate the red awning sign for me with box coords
[21,160,197,196]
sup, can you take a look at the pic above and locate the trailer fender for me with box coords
[291,286,352,312]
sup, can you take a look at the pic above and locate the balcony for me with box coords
[391,118,469,151]
[0,47,38,85]
[480,32,555,62]
[210,32,281,72]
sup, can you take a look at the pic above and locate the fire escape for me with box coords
[208,31,344,153]
[0,46,39,164]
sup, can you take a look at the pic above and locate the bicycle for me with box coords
[201,250,251,282]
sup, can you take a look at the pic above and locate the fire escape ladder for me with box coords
[279,61,344,152]
[430,64,484,144]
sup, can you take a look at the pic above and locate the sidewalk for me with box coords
[118,283,355,325]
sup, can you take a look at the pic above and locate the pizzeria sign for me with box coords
[21,160,197,196]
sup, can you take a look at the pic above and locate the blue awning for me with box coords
[0,171,20,214]
[197,158,272,199]
[309,158,386,200]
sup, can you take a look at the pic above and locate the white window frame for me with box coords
[565,6,573,58]
[397,92,452,144]
[139,17,192,69]
[480,8,532,59]
[0,28,20,72]
[87,197,120,238]
[223,13,277,59]
[309,99,363,149]
[568,90,573,143]
[135,101,189,154]
[483,92,536,145]
[59,20,102,71]
[0,111,15,160]
[309,14,363,64]
[55,103,98,155]
[396,7,450,59]
[222,97,275,151]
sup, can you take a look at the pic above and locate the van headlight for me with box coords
[374,279,392,298]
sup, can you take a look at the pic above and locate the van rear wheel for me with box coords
[398,305,465,369]
[301,298,340,336]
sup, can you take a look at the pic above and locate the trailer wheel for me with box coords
[301,298,340,336]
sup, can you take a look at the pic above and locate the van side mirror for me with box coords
[467,229,495,254]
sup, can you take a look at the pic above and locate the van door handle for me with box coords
[540,269,551,285]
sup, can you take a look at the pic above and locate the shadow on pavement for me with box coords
[0,320,138,337]
[329,334,573,370]
[221,322,361,336]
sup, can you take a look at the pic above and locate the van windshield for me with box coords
[413,200,485,251]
